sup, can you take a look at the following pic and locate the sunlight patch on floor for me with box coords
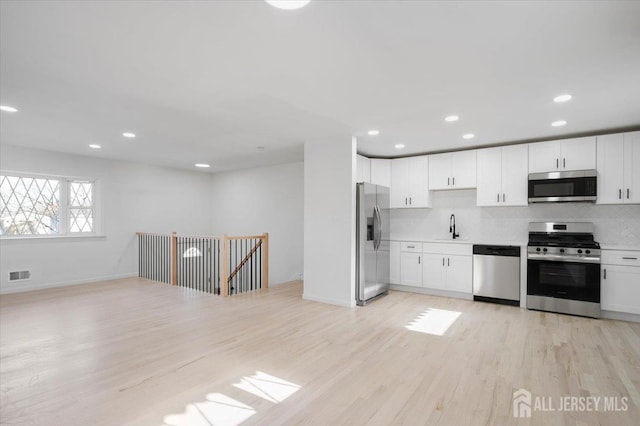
[163,372,301,426]
[233,371,301,403]
[405,308,462,336]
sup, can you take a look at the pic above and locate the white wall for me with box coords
[0,144,213,293]
[391,189,640,247]
[303,137,356,307]
[209,162,303,285]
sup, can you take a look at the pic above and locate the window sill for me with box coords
[0,234,107,242]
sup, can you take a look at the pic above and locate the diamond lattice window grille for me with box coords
[69,181,92,207]
[0,175,61,235]
[69,208,93,233]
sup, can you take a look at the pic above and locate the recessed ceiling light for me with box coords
[0,105,18,113]
[89,144,101,149]
[195,163,210,168]
[122,132,136,138]
[551,120,567,127]
[367,129,380,136]
[463,133,475,139]
[445,115,459,122]
[394,144,405,149]
[553,94,572,103]
[265,0,311,10]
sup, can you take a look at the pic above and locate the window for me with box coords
[0,173,98,237]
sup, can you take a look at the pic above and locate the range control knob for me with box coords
[578,249,583,254]
[586,250,591,254]
[543,248,548,252]
[536,247,541,252]
[560,248,565,253]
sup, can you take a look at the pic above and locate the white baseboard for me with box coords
[303,292,355,308]
[390,284,473,301]
[601,310,640,323]
[0,272,138,294]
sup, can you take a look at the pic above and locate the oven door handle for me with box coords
[527,254,601,264]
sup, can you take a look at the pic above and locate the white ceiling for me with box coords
[1,1,640,172]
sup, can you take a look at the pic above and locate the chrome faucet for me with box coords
[449,214,460,240]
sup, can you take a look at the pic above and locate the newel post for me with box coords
[221,234,229,296]
[171,232,177,285]
[262,232,269,289]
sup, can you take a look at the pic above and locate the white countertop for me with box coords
[391,238,527,246]
[600,245,640,251]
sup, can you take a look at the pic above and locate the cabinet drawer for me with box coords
[400,242,422,253]
[601,250,640,267]
[422,243,472,256]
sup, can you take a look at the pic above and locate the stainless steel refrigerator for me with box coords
[356,182,390,306]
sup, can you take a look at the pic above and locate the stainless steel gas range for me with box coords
[526,222,601,318]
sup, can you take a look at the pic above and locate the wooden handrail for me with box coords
[227,239,263,283]
[137,230,269,297]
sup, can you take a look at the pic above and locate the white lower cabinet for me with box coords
[601,250,640,314]
[392,242,472,295]
[400,253,422,287]
[422,252,472,293]
[390,241,401,284]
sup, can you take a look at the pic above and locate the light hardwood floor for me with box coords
[1,278,639,425]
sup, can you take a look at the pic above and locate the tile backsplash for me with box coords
[390,189,640,248]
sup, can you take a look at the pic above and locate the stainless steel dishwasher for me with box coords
[473,245,521,306]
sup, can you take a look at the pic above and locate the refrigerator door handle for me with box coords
[374,205,382,250]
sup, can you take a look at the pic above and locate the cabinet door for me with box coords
[561,136,596,171]
[597,134,625,204]
[370,159,391,188]
[446,255,473,293]
[389,241,401,285]
[356,155,371,183]
[428,153,451,190]
[502,144,529,206]
[400,252,422,287]
[476,147,502,206]
[421,254,447,290]
[390,158,409,208]
[450,150,477,189]
[529,141,561,173]
[407,156,430,207]
[601,265,640,314]
[623,131,640,204]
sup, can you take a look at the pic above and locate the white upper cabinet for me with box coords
[390,156,430,208]
[528,136,596,173]
[370,159,391,187]
[597,131,640,204]
[428,150,477,190]
[356,155,371,183]
[477,145,528,206]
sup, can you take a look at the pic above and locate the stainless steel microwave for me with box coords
[528,170,597,203]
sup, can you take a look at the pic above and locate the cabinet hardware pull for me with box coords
[405,197,407,205]
[418,256,421,264]
[407,245,414,248]
[410,197,412,205]
[442,257,445,266]
[447,258,450,267]
[619,189,622,199]
[448,177,450,186]
[627,188,630,199]
[452,177,455,186]
[563,158,566,168]
[604,269,606,279]
[497,193,500,202]
[622,257,638,260]
[556,158,559,169]
[503,193,505,202]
